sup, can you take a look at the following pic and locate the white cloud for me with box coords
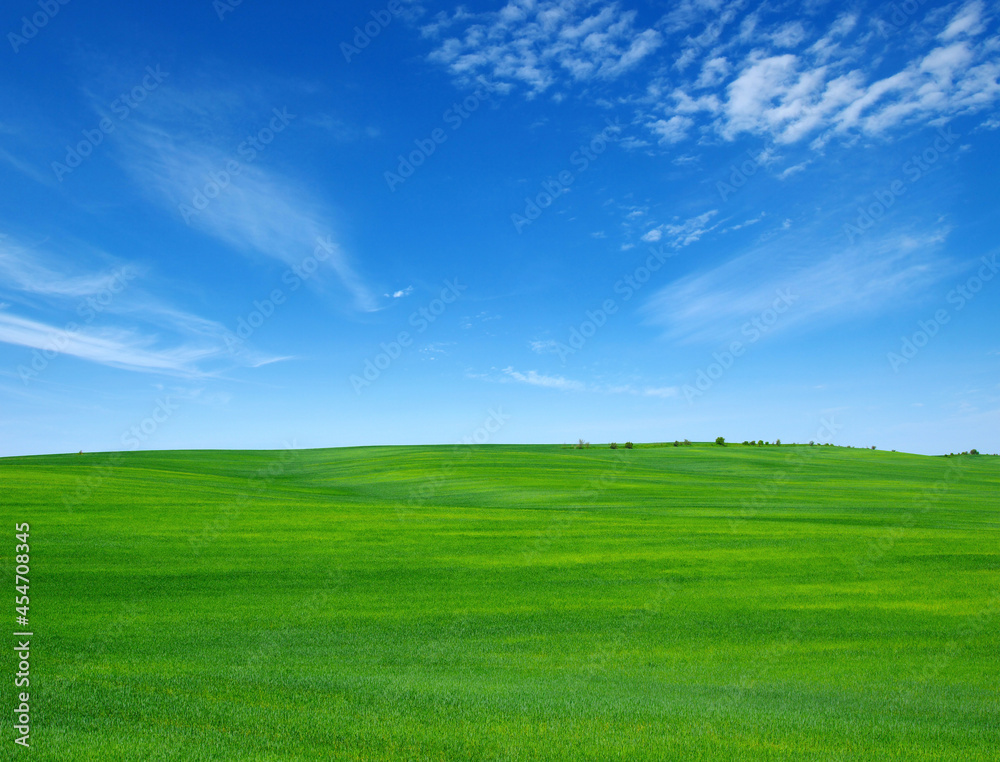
[645,210,720,249]
[0,311,220,377]
[0,239,125,300]
[649,115,695,143]
[502,366,586,391]
[723,213,765,232]
[421,341,454,355]
[0,234,285,374]
[643,386,679,398]
[425,1,662,96]
[695,56,731,88]
[643,228,959,344]
[769,21,807,49]
[940,0,986,40]
[111,91,377,312]
[491,366,679,399]
[386,286,414,298]
[0,147,53,187]
[529,339,561,354]
[778,162,808,179]
[630,2,1000,149]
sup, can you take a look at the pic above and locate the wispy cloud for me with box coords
[529,339,561,354]
[502,366,586,391]
[0,235,283,375]
[643,210,720,249]
[0,238,126,301]
[0,146,53,187]
[496,366,678,399]
[109,89,378,312]
[643,228,959,343]
[0,310,219,377]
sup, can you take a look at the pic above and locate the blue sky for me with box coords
[1,0,998,457]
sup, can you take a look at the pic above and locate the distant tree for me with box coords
[775,439,781,446]
[610,442,618,449]
[715,436,725,446]
[809,441,815,446]
[871,446,876,450]
[758,440,764,446]
[576,439,586,450]
[625,441,634,449]
[673,440,680,447]
[684,439,692,446]
[971,448,979,455]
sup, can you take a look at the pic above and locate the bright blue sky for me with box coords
[2,0,998,457]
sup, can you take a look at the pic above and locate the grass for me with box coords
[2,443,998,760]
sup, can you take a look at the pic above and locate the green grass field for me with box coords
[3,443,999,760]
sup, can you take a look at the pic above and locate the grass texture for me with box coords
[2,443,998,760]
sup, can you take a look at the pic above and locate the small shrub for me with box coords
[673,440,680,447]
[758,440,764,446]
[715,436,725,446]
[624,441,633,449]
[970,448,979,455]
[610,442,618,450]
[775,439,781,446]
[684,439,692,446]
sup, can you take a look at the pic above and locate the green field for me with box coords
[3,443,999,760]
